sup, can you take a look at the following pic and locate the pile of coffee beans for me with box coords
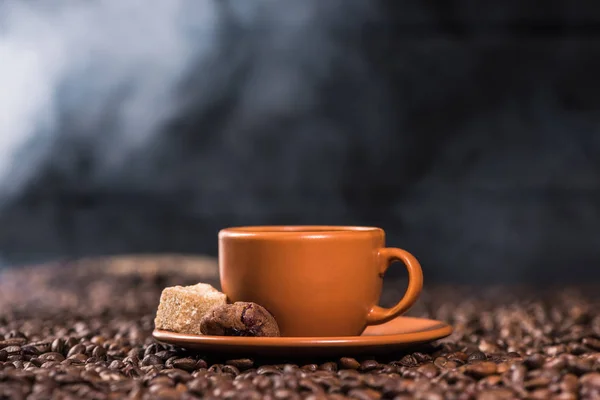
[0,257,599,399]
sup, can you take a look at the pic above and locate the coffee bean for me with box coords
[476,388,515,400]
[68,353,89,363]
[92,346,106,358]
[298,378,325,394]
[559,373,579,393]
[65,337,78,349]
[359,360,379,372]
[4,260,600,399]
[417,363,439,378]
[141,354,162,367]
[416,391,444,400]
[67,344,86,358]
[567,357,593,375]
[39,352,66,362]
[319,362,337,372]
[554,394,578,400]
[348,388,382,400]
[448,352,468,364]
[51,338,65,355]
[41,361,59,369]
[252,375,271,390]
[523,376,551,390]
[152,387,181,400]
[433,357,447,368]
[524,354,545,369]
[467,351,487,363]
[399,354,419,367]
[413,352,432,363]
[21,345,40,356]
[109,360,125,369]
[208,364,223,373]
[301,364,318,372]
[155,350,177,361]
[172,358,197,372]
[258,365,281,375]
[339,357,360,370]
[580,372,600,388]
[508,364,527,385]
[4,346,21,355]
[188,378,210,394]
[226,358,254,370]
[464,362,497,378]
[222,365,240,376]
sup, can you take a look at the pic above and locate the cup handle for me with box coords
[366,247,423,325]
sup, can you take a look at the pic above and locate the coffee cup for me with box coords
[219,226,423,337]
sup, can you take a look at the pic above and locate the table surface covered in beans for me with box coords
[0,256,599,400]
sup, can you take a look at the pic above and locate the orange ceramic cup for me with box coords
[219,226,423,337]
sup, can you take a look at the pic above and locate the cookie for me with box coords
[199,302,280,337]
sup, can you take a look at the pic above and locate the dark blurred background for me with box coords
[0,0,599,283]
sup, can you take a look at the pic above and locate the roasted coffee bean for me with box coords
[222,365,240,376]
[359,360,379,372]
[188,378,210,394]
[467,351,487,363]
[568,357,593,375]
[255,365,279,375]
[21,345,40,356]
[65,337,78,349]
[144,344,160,357]
[39,352,65,362]
[464,361,497,378]
[298,378,325,394]
[582,337,600,351]
[524,354,545,369]
[68,353,89,363]
[448,352,469,364]
[172,358,197,372]
[417,363,439,378]
[301,364,318,372]
[580,372,600,388]
[339,357,361,370]
[226,358,254,370]
[476,388,515,400]
[4,346,21,355]
[141,354,162,367]
[51,338,66,354]
[3,259,600,399]
[433,357,448,368]
[92,346,106,358]
[207,364,223,374]
[413,352,433,363]
[348,388,382,400]
[319,362,337,372]
[67,344,86,358]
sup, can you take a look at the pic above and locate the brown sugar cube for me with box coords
[200,302,281,337]
[154,283,227,334]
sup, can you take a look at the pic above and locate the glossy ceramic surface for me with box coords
[219,226,424,337]
[153,316,452,356]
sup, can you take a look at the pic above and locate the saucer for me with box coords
[153,316,452,357]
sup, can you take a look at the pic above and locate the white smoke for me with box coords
[0,0,376,198]
[0,0,223,197]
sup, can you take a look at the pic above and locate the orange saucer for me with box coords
[153,316,452,356]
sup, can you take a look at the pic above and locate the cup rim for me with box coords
[219,225,383,239]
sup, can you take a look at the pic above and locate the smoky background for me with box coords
[0,0,599,283]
